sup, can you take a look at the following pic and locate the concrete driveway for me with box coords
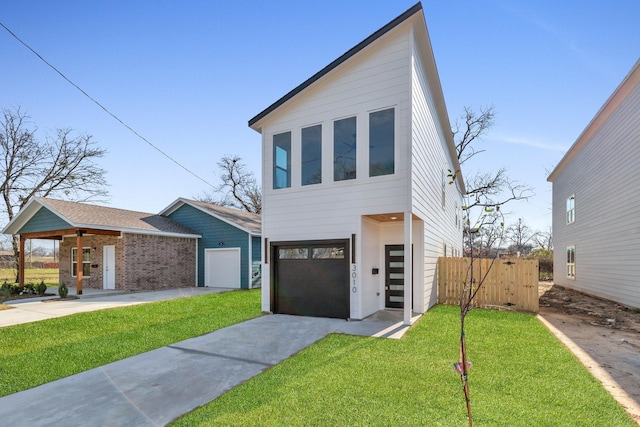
[0,287,231,328]
[0,289,415,426]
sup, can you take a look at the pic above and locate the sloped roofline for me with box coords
[548,59,640,182]
[2,197,201,238]
[248,2,423,129]
[159,197,261,236]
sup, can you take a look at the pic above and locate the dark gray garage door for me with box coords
[272,240,349,319]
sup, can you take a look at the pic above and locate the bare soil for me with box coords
[538,282,640,423]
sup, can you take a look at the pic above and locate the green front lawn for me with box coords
[0,289,261,397]
[172,305,634,427]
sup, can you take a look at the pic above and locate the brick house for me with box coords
[3,197,200,292]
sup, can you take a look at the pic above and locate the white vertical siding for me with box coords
[552,82,640,308]
[260,22,414,243]
[410,32,463,310]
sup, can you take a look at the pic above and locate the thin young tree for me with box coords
[451,105,533,426]
[0,107,108,260]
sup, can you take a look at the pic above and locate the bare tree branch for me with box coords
[0,106,109,257]
[198,155,262,214]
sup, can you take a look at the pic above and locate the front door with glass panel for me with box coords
[385,245,404,308]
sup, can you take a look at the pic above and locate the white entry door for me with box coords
[103,245,116,290]
[205,248,241,288]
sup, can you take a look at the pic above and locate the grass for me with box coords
[172,305,635,427]
[0,289,261,397]
[0,268,59,284]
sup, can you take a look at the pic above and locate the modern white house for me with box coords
[548,59,640,309]
[248,2,464,324]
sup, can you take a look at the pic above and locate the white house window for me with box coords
[301,125,322,185]
[72,247,91,277]
[273,131,291,189]
[334,116,357,181]
[566,246,575,279]
[369,108,394,177]
[566,195,575,224]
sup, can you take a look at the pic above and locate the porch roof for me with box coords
[2,197,201,239]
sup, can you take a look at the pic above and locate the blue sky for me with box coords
[2,0,639,234]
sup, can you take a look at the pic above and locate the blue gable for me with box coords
[18,207,71,233]
[167,203,260,289]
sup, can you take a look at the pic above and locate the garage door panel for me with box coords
[273,241,349,319]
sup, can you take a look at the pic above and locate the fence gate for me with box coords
[437,257,539,312]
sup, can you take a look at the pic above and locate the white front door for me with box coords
[205,248,241,288]
[103,245,115,290]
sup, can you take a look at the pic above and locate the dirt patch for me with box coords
[538,282,640,423]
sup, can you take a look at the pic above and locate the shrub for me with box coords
[35,281,48,296]
[58,282,68,298]
[22,283,36,295]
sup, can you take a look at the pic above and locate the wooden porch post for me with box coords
[76,231,84,295]
[19,236,25,286]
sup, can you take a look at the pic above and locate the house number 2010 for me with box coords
[351,264,357,293]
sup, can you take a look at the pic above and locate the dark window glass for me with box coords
[302,125,322,185]
[312,247,345,259]
[273,132,291,189]
[369,108,395,177]
[71,247,91,277]
[334,117,357,181]
[278,248,308,259]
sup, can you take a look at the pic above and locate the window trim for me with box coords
[333,116,357,182]
[273,131,292,189]
[301,124,322,186]
[566,194,575,225]
[71,247,91,278]
[368,107,395,177]
[566,245,575,279]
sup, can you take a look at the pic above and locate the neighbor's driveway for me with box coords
[0,287,231,328]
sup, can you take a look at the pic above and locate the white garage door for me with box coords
[205,248,241,288]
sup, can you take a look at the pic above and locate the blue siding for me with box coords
[19,208,71,233]
[251,235,262,288]
[168,204,254,289]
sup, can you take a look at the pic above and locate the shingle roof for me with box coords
[39,198,199,236]
[178,198,261,234]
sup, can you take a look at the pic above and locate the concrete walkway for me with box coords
[0,290,416,426]
[0,287,231,328]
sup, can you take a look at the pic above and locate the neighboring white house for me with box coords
[548,59,640,309]
[248,3,464,324]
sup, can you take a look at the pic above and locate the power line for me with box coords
[0,21,215,189]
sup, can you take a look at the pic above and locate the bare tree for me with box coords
[533,226,553,251]
[199,155,261,214]
[505,218,538,257]
[451,105,534,426]
[0,107,108,257]
[453,106,534,218]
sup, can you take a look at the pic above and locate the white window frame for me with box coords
[72,247,91,278]
[566,245,575,279]
[566,195,575,224]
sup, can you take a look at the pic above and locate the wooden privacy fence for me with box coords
[438,257,539,313]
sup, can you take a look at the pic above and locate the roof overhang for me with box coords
[548,59,640,182]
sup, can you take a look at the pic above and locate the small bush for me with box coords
[35,281,48,296]
[58,282,68,298]
[22,283,36,294]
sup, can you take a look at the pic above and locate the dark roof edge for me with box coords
[248,2,423,129]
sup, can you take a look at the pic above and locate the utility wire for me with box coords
[0,21,215,189]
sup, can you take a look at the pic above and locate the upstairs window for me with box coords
[334,116,357,181]
[369,108,395,177]
[566,195,575,224]
[72,247,91,277]
[566,245,575,278]
[301,125,322,186]
[273,132,291,189]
